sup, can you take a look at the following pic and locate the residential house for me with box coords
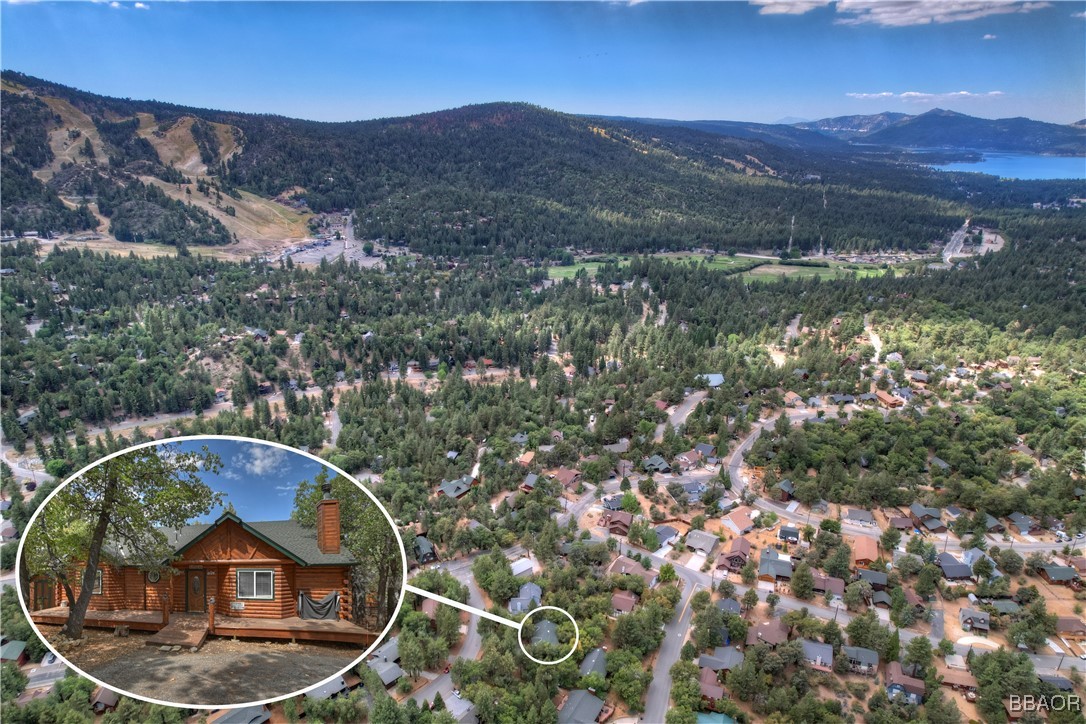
[510,432,529,446]
[856,569,888,590]
[844,509,876,527]
[415,536,437,565]
[520,473,539,493]
[694,442,717,458]
[510,558,535,578]
[367,637,403,687]
[940,670,978,692]
[717,538,751,572]
[699,667,726,703]
[551,467,581,490]
[606,511,633,536]
[876,390,904,409]
[776,479,796,502]
[745,619,789,647]
[962,548,1002,579]
[716,598,742,616]
[812,573,845,599]
[580,648,607,679]
[607,556,659,588]
[517,451,535,467]
[438,474,477,499]
[908,503,945,533]
[90,687,120,714]
[699,646,745,673]
[0,641,28,666]
[959,608,990,634]
[642,455,671,474]
[30,505,359,630]
[984,515,1005,534]
[601,496,623,512]
[611,590,639,615]
[778,526,800,544]
[679,481,707,503]
[800,639,834,671]
[508,582,543,614]
[990,600,1021,617]
[852,536,879,569]
[655,525,680,546]
[1039,674,1075,692]
[532,620,559,646]
[1068,556,1086,575]
[723,507,756,536]
[783,391,804,407]
[759,556,793,583]
[886,661,925,705]
[558,690,605,724]
[675,449,704,471]
[1007,512,1040,535]
[1056,617,1086,641]
[685,530,719,557]
[871,591,893,608]
[843,646,879,675]
[700,373,726,388]
[939,556,973,582]
[889,517,913,531]
[1040,564,1079,587]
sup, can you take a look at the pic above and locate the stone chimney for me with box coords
[316,479,341,555]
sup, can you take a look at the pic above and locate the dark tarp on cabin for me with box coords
[298,590,339,620]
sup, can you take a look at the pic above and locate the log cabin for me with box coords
[32,493,356,624]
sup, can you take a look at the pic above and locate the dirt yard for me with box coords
[41,625,361,706]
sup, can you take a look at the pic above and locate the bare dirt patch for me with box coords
[41,624,360,706]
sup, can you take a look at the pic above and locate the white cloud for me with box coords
[109,1,121,7]
[982,33,998,39]
[1073,11,1086,19]
[847,90,1005,102]
[236,444,289,476]
[134,2,149,8]
[752,1,1051,27]
[752,0,832,14]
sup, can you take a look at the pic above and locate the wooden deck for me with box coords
[31,607,167,632]
[146,614,209,649]
[31,607,375,646]
[214,615,377,646]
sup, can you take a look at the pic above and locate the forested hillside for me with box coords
[5,71,1082,260]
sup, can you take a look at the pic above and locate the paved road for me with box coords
[864,313,882,365]
[655,390,708,443]
[410,557,486,707]
[942,219,971,265]
[644,578,700,724]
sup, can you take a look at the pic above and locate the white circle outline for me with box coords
[517,605,580,665]
[12,434,409,710]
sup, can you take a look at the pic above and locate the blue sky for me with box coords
[1,1,1083,123]
[169,440,335,524]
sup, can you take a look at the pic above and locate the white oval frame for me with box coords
[13,434,409,710]
[517,605,580,665]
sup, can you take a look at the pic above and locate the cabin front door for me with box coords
[186,570,207,613]
[33,578,54,610]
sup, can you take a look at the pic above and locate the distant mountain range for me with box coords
[2,70,1081,259]
[599,109,1085,156]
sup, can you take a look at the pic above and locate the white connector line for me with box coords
[404,583,523,630]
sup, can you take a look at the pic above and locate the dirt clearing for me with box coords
[42,625,361,706]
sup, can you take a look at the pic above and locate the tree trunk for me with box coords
[60,477,117,639]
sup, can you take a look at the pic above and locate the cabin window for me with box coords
[236,570,274,600]
[92,569,103,595]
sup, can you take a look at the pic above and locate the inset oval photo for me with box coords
[16,436,406,708]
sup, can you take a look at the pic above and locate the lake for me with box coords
[931,153,1085,180]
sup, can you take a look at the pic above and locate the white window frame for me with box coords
[236,569,275,600]
[92,568,103,595]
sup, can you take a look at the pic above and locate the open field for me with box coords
[742,263,889,282]
[548,253,891,281]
